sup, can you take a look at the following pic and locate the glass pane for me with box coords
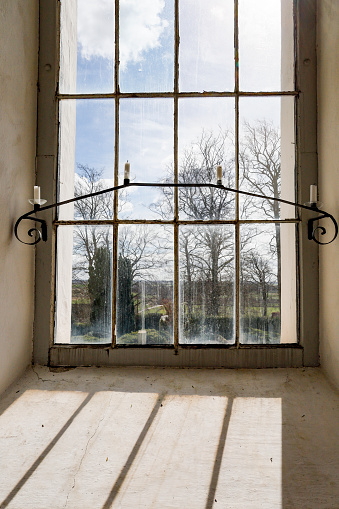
[179,225,235,345]
[240,223,297,344]
[239,97,295,220]
[58,100,115,220]
[117,225,174,345]
[118,99,174,219]
[60,0,115,94]
[179,0,234,92]
[120,0,174,92]
[239,0,294,91]
[178,98,235,220]
[55,226,113,344]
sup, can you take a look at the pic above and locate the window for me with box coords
[35,0,318,367]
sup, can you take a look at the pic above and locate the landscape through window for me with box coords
[55,0,298,347]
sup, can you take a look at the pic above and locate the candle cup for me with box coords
[29,198,47,206]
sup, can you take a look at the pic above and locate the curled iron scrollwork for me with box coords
[307,210,338,245]
[14,209,47,246]
[13,182,338,246]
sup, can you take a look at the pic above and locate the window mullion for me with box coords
[173,0,179,349]
[112,0,120,347]
[234,0,240,347]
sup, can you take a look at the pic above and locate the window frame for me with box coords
[34,0,318,368]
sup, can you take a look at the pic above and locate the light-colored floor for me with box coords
[0,366,338,509]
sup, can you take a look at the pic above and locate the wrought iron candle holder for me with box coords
[14,181,338,246]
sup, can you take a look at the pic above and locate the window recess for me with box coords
[33,0,320,367]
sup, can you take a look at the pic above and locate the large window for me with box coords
[54,0,299,351]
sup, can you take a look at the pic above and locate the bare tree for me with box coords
[153,129,234,220]
[72,165,165,336]
[242,250,275,318]
[152,129,235,325]
[239,120,282,304]
[179,228,200,317]
[72,164,113,282]
[74,164,114,221]
[73,165,163,280]
[118,224,173,321]
[118,224,168,281]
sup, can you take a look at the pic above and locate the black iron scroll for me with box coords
[14,182,338,246]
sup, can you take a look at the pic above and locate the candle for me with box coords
[217,165,222,182]
[310,184,317,203]
[34,186,40,202]
[124,161,130,181]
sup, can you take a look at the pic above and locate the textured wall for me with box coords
[318,0,339,389]
[0,0,38,394]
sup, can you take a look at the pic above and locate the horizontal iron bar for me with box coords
[54,218,301,226]
[35,181,321,215]
[15,181,338,246]
[57,90,299,100]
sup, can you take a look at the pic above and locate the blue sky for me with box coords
[59,0,294,220]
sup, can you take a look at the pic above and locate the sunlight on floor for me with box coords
[215,398,281,509]
[0,367,337,509]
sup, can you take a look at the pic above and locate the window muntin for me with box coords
[56,0,297,347]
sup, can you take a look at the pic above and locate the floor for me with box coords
[0,366,338,509]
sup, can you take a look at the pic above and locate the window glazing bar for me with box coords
[57,91,299,101]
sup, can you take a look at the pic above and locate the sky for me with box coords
[59,0,295,221]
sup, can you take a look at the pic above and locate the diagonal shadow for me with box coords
[102,395,164,509]
[0,392,94,509]
[205,397,234,509]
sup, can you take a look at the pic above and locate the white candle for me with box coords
[34,186,40,202]
[124,161,130,180]
[310,184,317,203]
[217,165,222,182]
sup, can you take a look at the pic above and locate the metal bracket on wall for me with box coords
[14,181,338,246]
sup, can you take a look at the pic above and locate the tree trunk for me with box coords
[275,223,281,311]
[262,281,268,318]
[184,240,193,318]
[207,234,220,316]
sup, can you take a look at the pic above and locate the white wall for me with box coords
[317,0,339,389]
[55,0,77,344]
[0,0,38,394]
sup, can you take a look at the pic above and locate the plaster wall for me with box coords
[0,0,38,394]
[317,0,339,389]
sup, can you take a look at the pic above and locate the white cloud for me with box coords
[77,0,168,70]
[77,0,115,60]
[210,5,226,21]
[120,0,168,70]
